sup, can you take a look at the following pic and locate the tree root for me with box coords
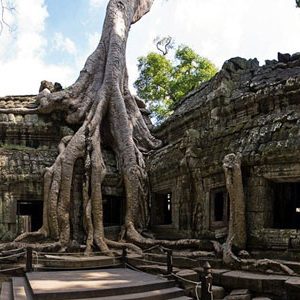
[0,241,62,253]
[241,258,297,276]
[14,228,48,243]
[125,222,206,250]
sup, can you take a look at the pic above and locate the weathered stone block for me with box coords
[195,285,225,300]
[221,271,263,292]
[224,289,251,300]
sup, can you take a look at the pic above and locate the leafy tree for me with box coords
[134,45,217,122]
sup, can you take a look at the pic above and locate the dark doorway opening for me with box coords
[214,192,225,221]
[273,182,300,229]
[17,201,43,232]
[210,188,229,229]
[152,192,172,225]
[103,196,123,227]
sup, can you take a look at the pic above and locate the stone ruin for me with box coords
[0,53,300,254]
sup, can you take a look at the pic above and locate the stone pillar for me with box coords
[3,191,16,224]
[223,153,246,249]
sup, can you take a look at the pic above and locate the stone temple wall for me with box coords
[0,96,122,240]
[0,54,299,249]
[148,55,300,249]
[0,96,60,240]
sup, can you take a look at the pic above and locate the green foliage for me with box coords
[297,0,300,7]
[134,45,217,122]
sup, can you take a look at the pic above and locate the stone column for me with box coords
[223,153,247,249]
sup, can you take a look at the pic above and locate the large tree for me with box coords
[134,45,217,121]
[0,0,203,254]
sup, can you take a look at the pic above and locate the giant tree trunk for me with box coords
[11,0,159,253]
[223,153,247,250]
[4,0,204,254]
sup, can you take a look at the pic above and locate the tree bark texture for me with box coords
[9,0,204,254]
[13,0,158,253]
[223,153,247,250]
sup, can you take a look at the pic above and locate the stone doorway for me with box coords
[103,196,124,227]
[151,192,172,225]
[210,188,229,229]
[17,201,43,233]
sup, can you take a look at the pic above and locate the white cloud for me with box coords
[53,32,77,55]
[0,0,76,96]
[1,0,300,97]
[89,0,107,8]
[126,0,300,90]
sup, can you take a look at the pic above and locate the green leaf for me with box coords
[134,44,217,122]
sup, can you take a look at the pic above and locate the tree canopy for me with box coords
[134,45,217,122]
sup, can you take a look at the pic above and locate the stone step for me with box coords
[135,264,181,275]
[26,269,177,300]
[167,297,193,300]
[12,277,33,300]
[224,289,251,300]
[174,269,224,299]
[77,287,185,300]
[0,281,13,300]
[39,254,121,269]
[195,268,292,298]
[285,277,300,300]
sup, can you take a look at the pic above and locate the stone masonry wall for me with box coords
[148,54,300,249]
[0,95,122,240]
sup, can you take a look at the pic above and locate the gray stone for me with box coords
[224,289,251,300]
[54,82,63,92]
[39,80,54,93]
[265,59,277,66]
[238,250,250,259]
[195,285,225,300]
[291,52,300,61]
[212,285,225,299]
[277,52,291,63]
[230,289,250,295]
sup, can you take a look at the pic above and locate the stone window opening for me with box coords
[151,192,172,225]
[210,188,229,229]
[272,182,300,229]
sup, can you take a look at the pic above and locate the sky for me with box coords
[0,0,299,96]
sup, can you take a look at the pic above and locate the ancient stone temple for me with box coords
[1,54,300,250]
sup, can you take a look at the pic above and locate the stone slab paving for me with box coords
[0,281,13,300]
[12,277,33,300]
[26,268,172,298]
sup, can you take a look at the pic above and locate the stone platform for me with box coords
[0,268,192,300]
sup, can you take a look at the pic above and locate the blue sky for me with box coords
[0,0,299,96]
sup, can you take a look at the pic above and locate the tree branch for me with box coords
[0,0,15,34]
